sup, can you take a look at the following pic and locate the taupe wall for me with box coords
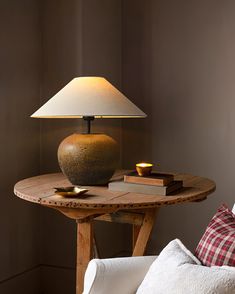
[3,0,235,292]
[0,0,41,292]
[122,0,235,252]
[0,1,124,293]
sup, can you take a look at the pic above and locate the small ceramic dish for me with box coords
[54,186,89,198]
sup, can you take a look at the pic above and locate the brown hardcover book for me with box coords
[108,180,183,196]
[124,171,174,187]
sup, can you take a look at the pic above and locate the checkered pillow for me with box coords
[195,204,235,266]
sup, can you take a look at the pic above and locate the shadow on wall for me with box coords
[122,0,235,253]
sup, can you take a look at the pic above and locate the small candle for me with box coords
[136,163,153,177]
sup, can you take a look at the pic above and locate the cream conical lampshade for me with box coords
[31,76,146,118]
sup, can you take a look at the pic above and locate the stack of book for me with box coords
[108,171,183,196]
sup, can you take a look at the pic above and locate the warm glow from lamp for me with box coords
[31,77,147,119]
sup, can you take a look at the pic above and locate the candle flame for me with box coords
[136,163,153,168]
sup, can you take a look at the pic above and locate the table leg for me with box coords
[76,220,93,294]
[132,225,141,250]
[132,208,159,256]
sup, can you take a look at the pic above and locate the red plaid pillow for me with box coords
[195,204,235,267]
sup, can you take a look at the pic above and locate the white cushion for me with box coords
[232,203,235,214]
[137,239,235,294]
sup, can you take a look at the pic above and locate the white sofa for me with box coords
[83,255,156,294]
[83,204,235,294]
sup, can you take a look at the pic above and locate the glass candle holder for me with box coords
[136,163,153,177]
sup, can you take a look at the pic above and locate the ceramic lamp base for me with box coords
[57,133,119,185]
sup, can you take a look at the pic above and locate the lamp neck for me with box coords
[83,116,95,134]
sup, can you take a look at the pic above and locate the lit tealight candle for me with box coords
[136,163,153,177]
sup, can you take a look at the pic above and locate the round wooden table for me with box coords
[14,170,216,294]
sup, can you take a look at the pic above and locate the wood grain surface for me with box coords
[14,170,216,210]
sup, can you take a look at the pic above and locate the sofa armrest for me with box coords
[83,256,156,294]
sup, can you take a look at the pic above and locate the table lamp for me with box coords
[31,77,146,185]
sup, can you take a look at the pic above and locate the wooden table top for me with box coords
[14,170,216,210]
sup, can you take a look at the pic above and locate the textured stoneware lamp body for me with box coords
[58,133,118,185]
[31,77,146,185]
